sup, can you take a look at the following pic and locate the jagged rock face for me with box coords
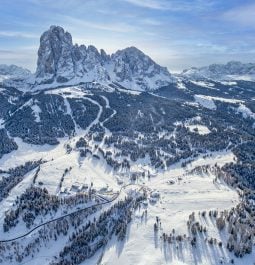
[36,26,74,83]
[112,47,167,80]
[35,25,173,90]
[35,26,112,84]
[182,61,255,81]
[110,47,172,90]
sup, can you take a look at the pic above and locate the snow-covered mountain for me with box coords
[181,61,255,81]
[35,25,173,91]
[0,64,31,82]
[1,26,255,264]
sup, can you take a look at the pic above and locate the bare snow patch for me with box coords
[176,80,186,90]
[0,118,5,128]
[236,104,255,120]
[194,95,216,110]
[45,86,92,98]
[226,74,255,81]
[220,81,237,86]
[235,104,255,127]
[195,94,244,110]
[117,87,141,95]
[31,104,41,122]
[185,101,199,108]
[101,95,110,108]
[209,96,244,104]
[191,80,216,89]
[186,124,211,135]
[0,75,10,82]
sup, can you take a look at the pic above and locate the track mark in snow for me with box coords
[102,109,117,125]
[83,97,103,134]
[63,97,78,134]
[100,95,110,108]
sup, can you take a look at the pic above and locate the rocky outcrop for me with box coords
[110,46,172,90]
[36,26,75,83]
[35,25,173,90]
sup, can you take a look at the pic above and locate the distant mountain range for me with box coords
[181,61,255,81]
[0,64,31,82]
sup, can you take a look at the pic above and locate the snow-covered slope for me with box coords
[1,24,255,265]
[0,82,255,265]
[181,61,255,81]
[34,25,173,91]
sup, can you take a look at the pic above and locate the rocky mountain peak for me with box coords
[36,25,74,83]
[34,25,173,90]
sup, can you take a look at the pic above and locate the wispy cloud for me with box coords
[0,31,38,38]
[123,0,214,11]
[0,47,37,70]
[140,18,162,26]
[0,0,254,72]
[123,0,168,10]
[58,16,138,33]
[222,3,255,27]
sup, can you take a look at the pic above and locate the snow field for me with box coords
[0,85,254,264]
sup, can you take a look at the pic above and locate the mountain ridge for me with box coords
[34,25,174,91]
[0,64,31,82]
[181,61,255,81]
[2,26,255,91]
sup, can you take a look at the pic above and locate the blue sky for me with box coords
[0,0,255,72]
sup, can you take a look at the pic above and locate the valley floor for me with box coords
[1,139,253,265]
[0,85,255,265]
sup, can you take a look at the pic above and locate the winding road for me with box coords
[0,183,145,243]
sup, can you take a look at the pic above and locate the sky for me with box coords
[0,0,255,72]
